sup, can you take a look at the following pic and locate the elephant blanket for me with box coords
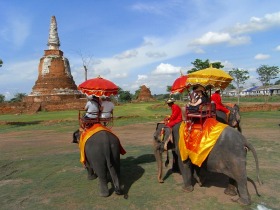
[179,118,228,167]
[79,123,126,165]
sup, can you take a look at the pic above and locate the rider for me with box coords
[165,98,182,128]
[186,85,208,112]
[84,95,101,119]
[211,88,230,122]
[165,98,181,173]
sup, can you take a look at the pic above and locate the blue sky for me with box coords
[0,0,280,99]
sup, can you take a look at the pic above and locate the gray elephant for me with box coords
[73,129,123,197]
[216,104,242,132]
[153,122,261,205]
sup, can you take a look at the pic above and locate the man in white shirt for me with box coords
[100,96,114,119]
[84,95,100,119]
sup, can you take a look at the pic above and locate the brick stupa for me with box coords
[26,16,82,102]
[136,85,155,102]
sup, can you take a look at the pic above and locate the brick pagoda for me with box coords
[25,16,82,103]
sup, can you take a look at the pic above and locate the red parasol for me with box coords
[170,74,189,94]
[78,76,119,97]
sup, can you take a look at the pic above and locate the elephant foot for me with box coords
[87,173,98,180]
[99,191,109,197]
[158,179,164,183]
[182,185,194,193]
[114,186,123,195]
[195,176,205,187]
[231,197,251,206]
[224,186,237,196]
[99,182,109,197]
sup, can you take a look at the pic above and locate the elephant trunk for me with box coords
[154,141,163,183]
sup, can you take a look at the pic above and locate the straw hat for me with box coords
[194,85,206,92]
[215,88,221,92]
[166,98,175,104]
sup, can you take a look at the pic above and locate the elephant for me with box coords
[153,122,261,205]
[72,129,123,197]
[216,104,242,132]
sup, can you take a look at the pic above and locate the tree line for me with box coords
[0,58,279,103]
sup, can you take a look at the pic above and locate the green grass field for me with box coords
[0,102,279,210]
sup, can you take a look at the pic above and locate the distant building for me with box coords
[223,85,280,97]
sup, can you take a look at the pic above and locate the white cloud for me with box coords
[228,36,251,46]
[275,45,280,51]
[137,75,148,80]
[145,51,167,58]
[151,63,180,75]
[231,12,280,35]
[254,53,270,60]
[191,32,231,45]
[114,50,138,60]
[192,47,205,54]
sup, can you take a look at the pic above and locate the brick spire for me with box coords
[47,16,60,50]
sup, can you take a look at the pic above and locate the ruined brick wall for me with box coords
[0,99,87,115]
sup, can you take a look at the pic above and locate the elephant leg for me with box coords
[86,166,98,180]
[92,160,110,197]
[98,176,109,197]
[178,157,194,192]
[108,145,122,195]
[193,166,206,187]
[229,161,251,205]
[234,176,251,205]
[171,150,180,174]
[224,178,237,196]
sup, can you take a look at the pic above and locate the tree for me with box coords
[77,51,94,81]
[133,88,141,100]
[0,94,5,103]
[118,91,132,102]
[117,87,132,102]
[227,84,236,89]
[228,68,250,105]
[0,59,3,67]
[256,65,279,102]
[187,59,224,74]
[275,80,280,85]
[10,93,27,102]
[166,86,171,93]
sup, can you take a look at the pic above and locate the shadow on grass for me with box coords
[163,166,229,189]
[201,171,229,188]
[120,154,155,195]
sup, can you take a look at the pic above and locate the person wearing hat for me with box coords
[211,88,230,121]
[165,98,182,128]
[84,95,101,119]
[100,96,114,121]
[186,85,208,113]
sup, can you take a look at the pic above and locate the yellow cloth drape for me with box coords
[79,124,114,164]
[179,118,228,167]
[79,123,126,164]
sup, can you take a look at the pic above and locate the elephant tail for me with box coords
[245,141,262,185]
[104,134,123,195]
[247,177,261,197]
